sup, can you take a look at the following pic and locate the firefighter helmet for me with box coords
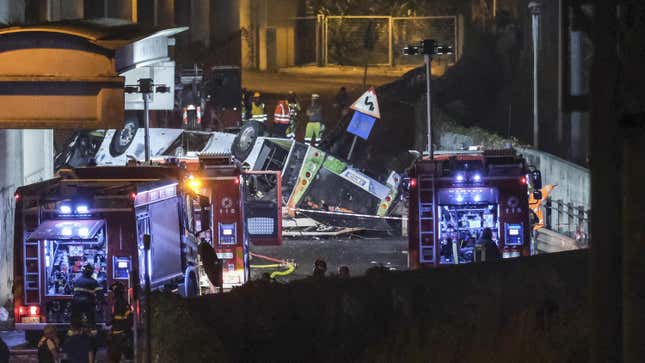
[253,92,261,98]
[82,263,94,277]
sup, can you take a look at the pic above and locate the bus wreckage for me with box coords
[55,128,406,233]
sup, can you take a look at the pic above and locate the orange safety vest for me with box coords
[273,101,290,124]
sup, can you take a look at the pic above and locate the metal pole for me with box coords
[529,1,541,149]
[143,234,152,363]
[425,54,433,158]
[143,92,151,164]
[347,136,358,160]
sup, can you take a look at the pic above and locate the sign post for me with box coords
[346,88,380,160]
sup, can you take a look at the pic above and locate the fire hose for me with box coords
[250,252,297,279]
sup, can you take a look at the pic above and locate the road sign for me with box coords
[347,111,376,140]
[350,87,380,119]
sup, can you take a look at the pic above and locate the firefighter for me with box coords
[63,317,94,363]
[312,258,327,279]
[107,282,134,363]
[273,96,290,137]
[474,228,501,262]
[250,92,267,123]
[36,325,60,363]
[71,263,103,327]
[305,94,324,145]
[286,91,301,138]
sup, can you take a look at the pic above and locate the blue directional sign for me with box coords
[347,111,376,140]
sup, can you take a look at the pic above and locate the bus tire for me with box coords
[231,121,264,161]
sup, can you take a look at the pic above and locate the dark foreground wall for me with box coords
[151,250,589,363]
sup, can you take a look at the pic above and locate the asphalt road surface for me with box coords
[250,236,408,281]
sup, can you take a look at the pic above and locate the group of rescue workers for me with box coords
[35,263,133,363]
[241,86,352,145]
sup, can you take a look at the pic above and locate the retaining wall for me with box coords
[151,250,589,363]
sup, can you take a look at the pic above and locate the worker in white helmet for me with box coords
[305,94,324,145]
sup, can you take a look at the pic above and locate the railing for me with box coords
[542,197,590,247]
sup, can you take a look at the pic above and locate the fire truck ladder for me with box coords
[23,239,41,304]
[418,175,436,265]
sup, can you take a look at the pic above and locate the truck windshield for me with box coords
[43,230,108,296]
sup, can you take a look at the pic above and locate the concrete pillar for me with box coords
[240,0,253,68]
[48,0,82,21]
[589,0,620,361]
[190,0,209,46]
[210,0,241,66]
[0,0,25,23]
[0,130,54,310]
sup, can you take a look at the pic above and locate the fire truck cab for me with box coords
[12,166,207,333]
[168,154,283,290]
[408,149,541,269]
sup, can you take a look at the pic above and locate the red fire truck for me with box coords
[190,155,282,289]
[156,154,282,290]
[12,166,209,336]
[407,149,542,269]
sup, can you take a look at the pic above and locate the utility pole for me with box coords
[529,1,541,149]
[403,39,452,159]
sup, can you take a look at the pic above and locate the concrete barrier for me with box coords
[151,250,589,362]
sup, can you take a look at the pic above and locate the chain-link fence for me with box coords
[324,16,391,66]
[290,15,460,67]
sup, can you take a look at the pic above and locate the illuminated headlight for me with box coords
[456,195,464,203]
[61,227,73,236]
[503,251,521,259]
[456,174,464,182]
[76,205,89,214]
[473,174,481,182]
[473,194,481,202]
[59,205,72,214]
[78,227,90,238]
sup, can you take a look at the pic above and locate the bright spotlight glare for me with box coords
[59,205,72,214]
[76,205,89,214]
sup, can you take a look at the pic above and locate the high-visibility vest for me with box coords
[251,102,267,122]
[274,102,290,124]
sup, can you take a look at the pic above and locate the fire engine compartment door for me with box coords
[147,198,183,286]
[28,219,105,241]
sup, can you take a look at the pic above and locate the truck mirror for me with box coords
[531,170,542,189]
[533,190,542,200]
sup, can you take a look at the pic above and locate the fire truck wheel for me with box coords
[109,118,139,157]
[231,121,265,160]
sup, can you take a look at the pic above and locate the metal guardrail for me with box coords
[542,197,590,247]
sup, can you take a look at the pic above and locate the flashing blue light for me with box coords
[473,174,482,182]
[76,205,89,214]
[456,174,465,182]
[59,205,72,214]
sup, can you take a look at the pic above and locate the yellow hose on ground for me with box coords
[270,264,295,279]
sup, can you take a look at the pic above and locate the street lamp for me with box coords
[124,79,171,164]
[402,39,452,159]
[528,1,541,149]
